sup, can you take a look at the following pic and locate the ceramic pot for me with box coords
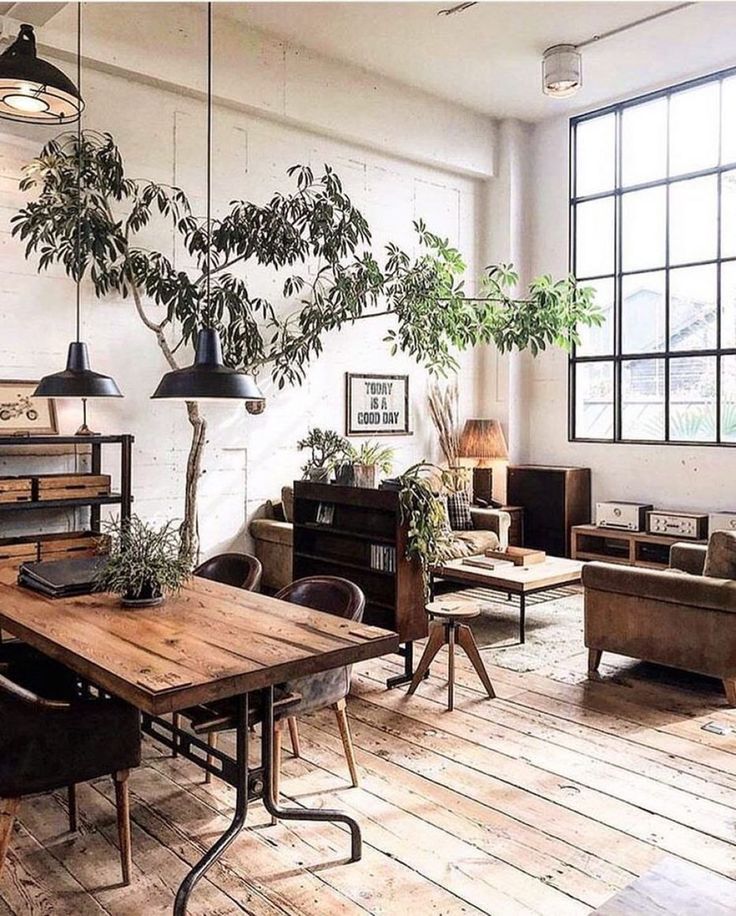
[353,464,376,488]
[121,584,164,608]
[306,467,330,483]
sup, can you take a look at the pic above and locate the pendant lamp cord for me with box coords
[205,0,212,327]
[75,1,82,342]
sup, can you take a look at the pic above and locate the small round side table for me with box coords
[407,602,495,711]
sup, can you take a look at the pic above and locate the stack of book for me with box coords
[461,555,515,570]
[370,544,396,572]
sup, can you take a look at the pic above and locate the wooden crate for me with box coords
[0,476,33,504]
[0,536,39,572]
[39,531,104,561]
[35,474,111,501]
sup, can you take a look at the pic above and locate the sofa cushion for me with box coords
[447,490,473,531]
[704,531,736,579]
[249,518,293,547]
[281,486,295,523]
[582,561,736,614]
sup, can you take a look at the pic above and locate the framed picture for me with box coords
[0,380,58,436]
[345,373,411,436]
[316,502,335,526]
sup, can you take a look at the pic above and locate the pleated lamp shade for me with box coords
[458,419,508,461]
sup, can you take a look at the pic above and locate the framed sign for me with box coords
[0,380,58,436]
[345,373,411,436]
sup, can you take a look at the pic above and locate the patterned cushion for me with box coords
[446,490,473,531]
[704,531,736,579]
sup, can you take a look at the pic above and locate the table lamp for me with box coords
[458,418,508,506]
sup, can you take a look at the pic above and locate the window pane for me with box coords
[576,114,616,196]
[669,356,717,441]
[721,262,736,349]
[575,362,613,439]
[575,197,614,277]
[622,359,665,440]
[577,278,614,356]
[669,82,719,176]
[722,77,736,165]
[622,98,667,186]
[622,271,666,353]
[669,265,717,351]
[669,175,718,265]
[621,186,666,272]
[722,355,736,443]
[722,170,736,258]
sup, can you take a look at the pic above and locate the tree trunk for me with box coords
[181,402,206,562]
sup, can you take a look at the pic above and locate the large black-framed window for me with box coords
[569,66,736,446]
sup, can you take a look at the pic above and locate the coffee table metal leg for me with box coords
[519,593,526,644]
[174,693,249,915]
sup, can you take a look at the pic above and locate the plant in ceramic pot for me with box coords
[297,428,350,482]
[339,441,395,488]
[96,516,192,607]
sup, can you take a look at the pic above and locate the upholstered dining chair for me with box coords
[175,552,263,781]
[0,642,141,885]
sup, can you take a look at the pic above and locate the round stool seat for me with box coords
[426,601,480,621]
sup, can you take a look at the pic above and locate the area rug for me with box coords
[438,584,584,673]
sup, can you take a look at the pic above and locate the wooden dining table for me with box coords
[0,574,399,914]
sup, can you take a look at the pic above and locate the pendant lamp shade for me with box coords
[0,24,83,124]
[151,328,264,401]
[33,342,122,399]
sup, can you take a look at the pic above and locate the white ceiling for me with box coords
[222,1,736,121]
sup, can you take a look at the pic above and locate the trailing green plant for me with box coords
[13,130,603,558]
[344,440,395,473]
[297,428,350,477]
[95,515,192,601]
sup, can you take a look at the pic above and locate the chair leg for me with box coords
[407,622,446,696]
[205,732,217,785]
[287,716,301,758]
[172,713,181,757]
[456,624,496,699]
[67,784,78,833]
[0,798,20,879]
[333,699,359,787]
[588,649,603,676]
[113,770,132,886]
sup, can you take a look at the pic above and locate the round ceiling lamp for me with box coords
[151,3,264,404]
[542,44,582,99]
[0,23,83,124]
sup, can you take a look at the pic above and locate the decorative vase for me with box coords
[306,467,330,483]
[353,464,376,488]
[333,463,356,486]
[121,584,164,608]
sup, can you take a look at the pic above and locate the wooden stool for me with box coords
[407,602,495,711]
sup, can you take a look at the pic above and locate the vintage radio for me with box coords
[595,501,653,531]
[710,512,736,535]
[646,510,709,540]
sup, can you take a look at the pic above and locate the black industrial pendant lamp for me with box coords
[151,2,264,403]
[33,4,122,433]
[0,23,83,124]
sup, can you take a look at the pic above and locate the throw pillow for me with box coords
[704,530,736,579]
[281,485,295,523]
[446,490,473,531]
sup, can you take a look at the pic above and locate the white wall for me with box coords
[0,5,505,556]
[526,114,734,511]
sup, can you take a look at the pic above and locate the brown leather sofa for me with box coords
[584,542,736,704]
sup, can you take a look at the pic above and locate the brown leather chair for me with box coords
[271,576,365,801]
[0,643,141,885]
[194,552,262,593]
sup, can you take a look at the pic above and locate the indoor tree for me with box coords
[13,130,602,559]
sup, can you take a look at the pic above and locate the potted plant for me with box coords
[337,441,395,488]
[96,516,192,607]
[297,428,350,482]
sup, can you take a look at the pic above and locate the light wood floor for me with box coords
[3,640,736,915]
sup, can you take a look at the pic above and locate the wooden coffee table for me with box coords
[430,555,583,644]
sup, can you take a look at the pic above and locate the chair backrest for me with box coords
[195,552,262,592]
[275,576,365,622]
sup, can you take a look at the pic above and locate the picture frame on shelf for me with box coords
[345,372,411,436]
[316,502,335,526]
[0,380,58,436]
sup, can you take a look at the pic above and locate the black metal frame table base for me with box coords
[142,686,362,915]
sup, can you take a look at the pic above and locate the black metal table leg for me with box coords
[386,641,416,689]
[260,686,362,863]
[519,593,526,644]
[173,694,249,915]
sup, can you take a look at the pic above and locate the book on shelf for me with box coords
[315,502,335,525]
[370,543,396,572]
[461,555,515,570]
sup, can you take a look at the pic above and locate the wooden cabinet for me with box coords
[507,465,591,557]
[293,481,427,643]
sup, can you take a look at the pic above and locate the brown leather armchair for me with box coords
[195,552,262,592]
[0,643,141,884]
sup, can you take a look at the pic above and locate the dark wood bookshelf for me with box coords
[293,480,427,687]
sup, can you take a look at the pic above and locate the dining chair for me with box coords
[176,552,263,782]
[0,642,141,885]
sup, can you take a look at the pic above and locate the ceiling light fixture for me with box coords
[152,2,264,403]
[542,2,694,100]
[0,22,83,123]
[33,3,122,434]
